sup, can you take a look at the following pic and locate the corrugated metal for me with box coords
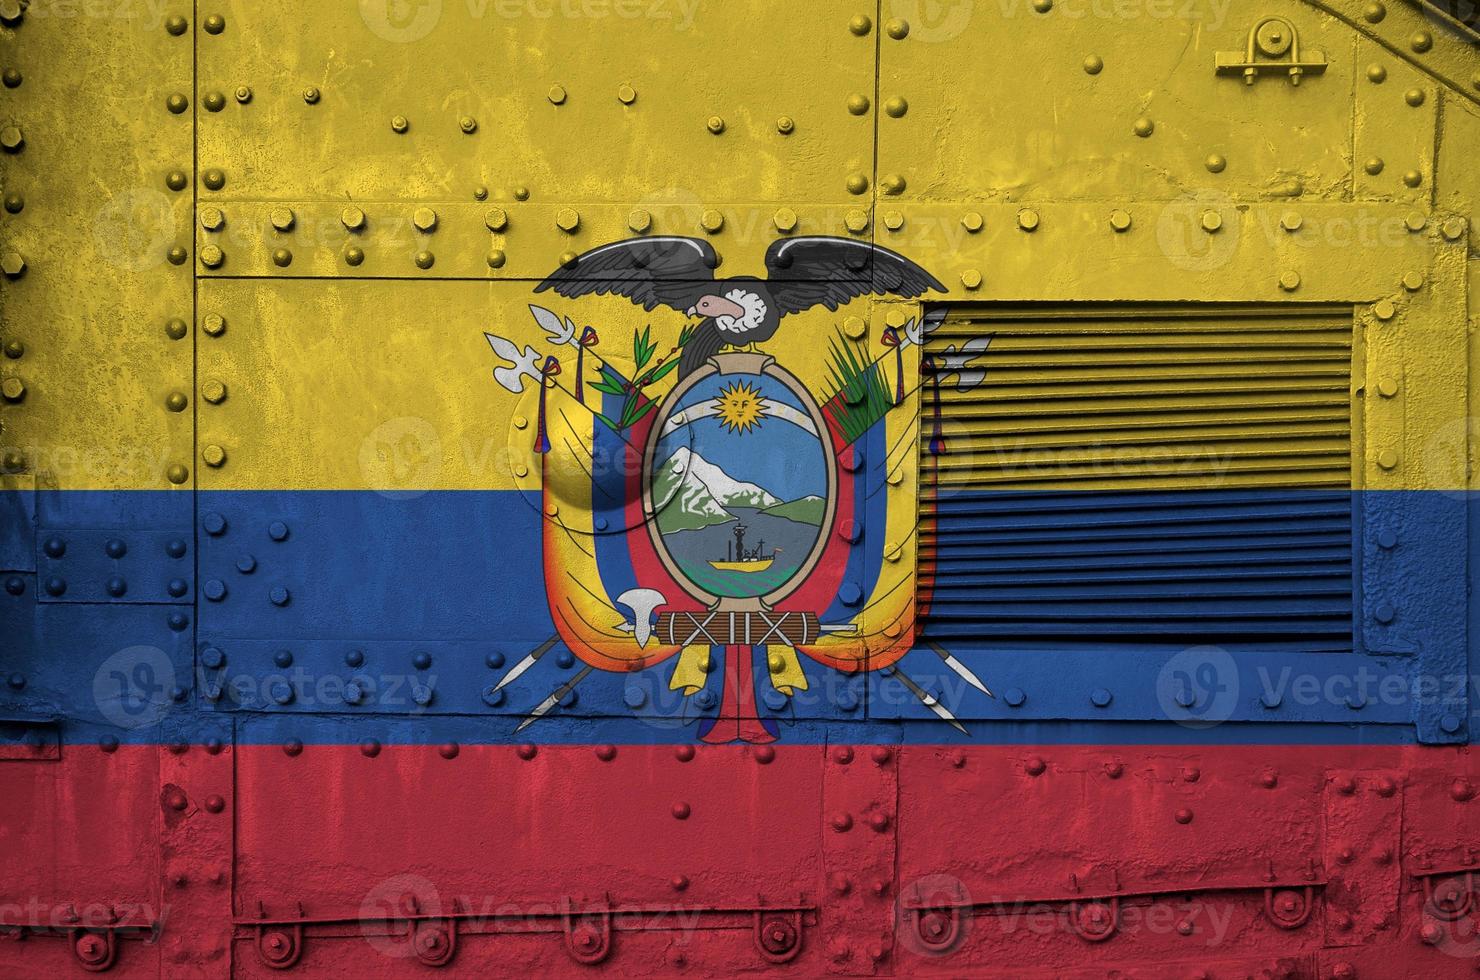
[920,305,1355,652]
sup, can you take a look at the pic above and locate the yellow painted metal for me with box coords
[1,2,1477,506]
[0,11,194,491]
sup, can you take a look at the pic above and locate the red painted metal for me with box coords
[5,745,1480,976]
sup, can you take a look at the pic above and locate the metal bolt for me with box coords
[706,115,725,134]
[413,207,437,232]
[203,444,227,468]
[1404,211,1426,232]
[234,85,252,104]
[625,208,649,234]
[617,84,636,105]
[1201,210,1223,233]
[1441,218,1467,241]
[1,377,24,402]
[341,206,365,231]
[701,209,724,233]
[303,87,320,105]
[1018,208,1039,231]
[961,269,982,290]
[773,207,797,232]
[548,84,567,105]
[1,251,24,277]
[200,207,225,231]
[1377,450,1399,471]
[202,380,227,404]
[458,115,477,134]
[1109,209,1132,232]
[270,207,295,232]
[556,207,580,232]
[1281,211,1302,232]
[776,115,795,135]
[1279,270,1301,292]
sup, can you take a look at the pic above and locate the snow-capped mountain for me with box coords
[652,447,781,533]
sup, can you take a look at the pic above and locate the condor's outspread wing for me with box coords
[763,236,947,316]
[534,236,718,313]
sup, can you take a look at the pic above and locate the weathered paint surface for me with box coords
[2,0,1480,976]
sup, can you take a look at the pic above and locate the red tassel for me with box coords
[700,646,776,745]
[534,355,561,454]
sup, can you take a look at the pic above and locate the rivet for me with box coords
[414,250,434,270]
[701,209,724,233]
[459,115,477,134]
[881,174,906,195]
[269,521,290,541]
[1442,715,1464,735]
[486,249,505,269]
[775,115,794,135]
[556,207,580,232]
[0,126,16,154]
[670,874,688,891]
[513,185,530,201]
[558,250,576,267]
[1004,687,1026,707]
[165,14,187,34]
[846,173,869,195]
[165,391,187,412]
[1018,208,1039,231]
[960,269,982,290]
[1175,808,1194,824]
[1367,63,1387,84]
[167,245,188,266]
[3,339,21,358]
[234,85,252,104]
[1260,769,1279,788]
[1083,54,1104,74]
[1377,450,1399,471]
[166,93,189,114]
[203,13,225,34]
[203,91,225,112]
[1377,529,1398,549]
[517,744,537,760]
[1205,153,1226,173]
[884,96,908,117]
[440,742,459,759]
[1402,271,1424,292]
[1091,688,1112,707]
[885,18,909,39]
[1032,0,1052,10]
[1109,209,1132,232]
[672,802,691,820]
[849,13,872,35]
[1201,210,1222,233]
[269,586,291,606]
[166,318,190,340]
[961,211,984,233]
[1363,2,1385,22]
[413,206,437,232]
[166,170,189,191]
[203,444,227,468]
[1133,117,1154,138]
[1373,300,1396,321]
[1025,756,1046,776]
[390,115,409,134]
[847,94,870,115]
[344,246,365,267]
[706,115,725,134]
[1364,157,1384,176]
[844,209,869,233]
[303,87,320,105]
[548,84,567,105]
[596,744,617,761]
[202,168,226,191]
[341,206,366,231]
[1411,30,1433,53]
[843,315,867,340]
[3,193,21,213]
[773,207,797,232]
[1376,378,1399,398]
[1373,601,1396,624]
[831,812,854,832]
[167,464,189,485]
[1279,271,1301,292]
[883,210,904,232]
[271,248,291,268]
[1402,170,1422,188]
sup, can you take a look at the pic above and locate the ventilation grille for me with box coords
[919,305,1354,653]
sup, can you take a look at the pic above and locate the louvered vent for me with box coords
[919,305,1355,653]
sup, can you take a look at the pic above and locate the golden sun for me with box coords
[712,381,768,434]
